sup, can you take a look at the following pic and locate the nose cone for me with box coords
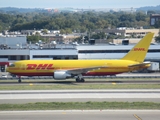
[6,67,9,72]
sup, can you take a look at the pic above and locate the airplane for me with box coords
[6,33,154,83]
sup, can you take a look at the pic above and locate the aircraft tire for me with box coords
[18,79,21,83]
[76,78,85,82]
[76,78,80,82]
[81,78,85,82]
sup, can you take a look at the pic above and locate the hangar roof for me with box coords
[76,44,160,50]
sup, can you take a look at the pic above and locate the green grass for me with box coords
[0,102,160,110]
[0,84,160,90]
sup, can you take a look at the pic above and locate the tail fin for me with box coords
[121,32,154,63]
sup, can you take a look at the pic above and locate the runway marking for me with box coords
[112,82,116,85]
[29,83,33,86]
[133,114,142,120]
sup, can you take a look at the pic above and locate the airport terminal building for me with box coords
[1,43,160,60]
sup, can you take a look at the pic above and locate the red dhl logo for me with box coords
[133,48,146,51]
[26,64,54,70]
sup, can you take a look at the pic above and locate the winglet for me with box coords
[121,32,154,63]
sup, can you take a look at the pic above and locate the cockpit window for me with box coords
[9,64,15,67]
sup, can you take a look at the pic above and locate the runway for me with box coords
[0,89,160,103]
[0,110,160,120]
[1,73,160,85]
[0,79,160,85]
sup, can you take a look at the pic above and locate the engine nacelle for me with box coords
[54,71,72,80]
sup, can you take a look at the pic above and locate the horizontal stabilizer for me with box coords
[128,61,151,67]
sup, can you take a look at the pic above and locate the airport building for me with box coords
[0,35,26,48]
[150,14,160,26]
[77,44,160,61]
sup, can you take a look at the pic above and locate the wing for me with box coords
[66,66,107,75]
[128,61,151,67]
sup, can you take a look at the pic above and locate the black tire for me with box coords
[81,78,85,82]
[18,79,21,83]
[76,78,80,82]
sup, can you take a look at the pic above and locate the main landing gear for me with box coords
[18,76,21,83]
[75,74,85,82]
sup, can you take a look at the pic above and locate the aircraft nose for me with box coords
[6,67,9,72]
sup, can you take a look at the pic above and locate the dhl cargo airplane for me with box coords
[6,33,154,82]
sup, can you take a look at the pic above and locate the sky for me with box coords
[0,0,159,9]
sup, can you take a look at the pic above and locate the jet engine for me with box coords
[53,71,72,80]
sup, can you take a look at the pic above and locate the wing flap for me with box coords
[66,66,107,75]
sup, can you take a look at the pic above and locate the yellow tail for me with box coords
[121,32,154,63]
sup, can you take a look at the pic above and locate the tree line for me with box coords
[0,11,159,33]
[0,11,160,42]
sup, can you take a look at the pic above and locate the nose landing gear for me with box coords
[18,76,21,83]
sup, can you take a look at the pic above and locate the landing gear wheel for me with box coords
[76,78,85,82]
[18,78,21,83]
[18,76,21,83]
[81,78,85,82]
[76,78,80,82]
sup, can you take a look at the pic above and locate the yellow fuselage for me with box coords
[6,60,148,76]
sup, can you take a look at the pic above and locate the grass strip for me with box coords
[0,102,160,110]
[0,84,160,90]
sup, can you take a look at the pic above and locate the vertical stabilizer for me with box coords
[121,33,154,62]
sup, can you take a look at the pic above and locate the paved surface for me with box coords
[1,72,160,80]
[0,79,160,85]
[0,89,160,103]
[1,72,160,85]
[0,110,160,120]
